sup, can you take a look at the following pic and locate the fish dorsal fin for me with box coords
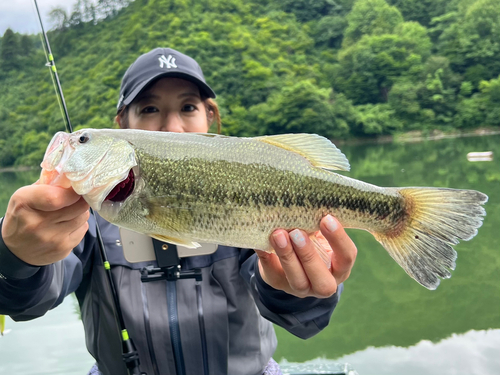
[256,134,350,171]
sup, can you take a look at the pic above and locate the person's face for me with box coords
[117,77,212,133]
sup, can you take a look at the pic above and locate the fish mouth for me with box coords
[105,169,135,202]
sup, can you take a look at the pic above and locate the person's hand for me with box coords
[255,215,357,299]
[1,183,90,266]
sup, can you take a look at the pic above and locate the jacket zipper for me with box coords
[196,280,209,375]
[140,282,160,375]
[167,279,186,375]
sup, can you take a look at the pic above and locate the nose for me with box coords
[161,113,184,133]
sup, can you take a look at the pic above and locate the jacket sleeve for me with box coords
[0,215,97,320]
[239,250,342,340]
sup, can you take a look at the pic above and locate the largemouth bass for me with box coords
[39,129,487,290]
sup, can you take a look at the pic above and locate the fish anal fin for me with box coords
[148,233,201,249]
[256,134,350,171]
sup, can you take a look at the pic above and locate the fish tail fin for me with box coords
[373,187,488,290]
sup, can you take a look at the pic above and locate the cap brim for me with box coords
[118,72,216,112]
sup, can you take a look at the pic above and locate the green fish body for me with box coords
[40,129,488,289]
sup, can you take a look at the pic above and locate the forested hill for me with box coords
[0,0,499,167]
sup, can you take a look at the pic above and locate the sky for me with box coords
[0,0,72,35]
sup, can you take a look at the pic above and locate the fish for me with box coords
[39,129,488,290]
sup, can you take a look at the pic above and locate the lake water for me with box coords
[0,135,499,374]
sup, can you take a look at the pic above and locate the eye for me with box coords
[142,106,158,113]
[79,134,90,144]
[182,104,196,112]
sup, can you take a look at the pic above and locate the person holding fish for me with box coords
[0,48,360,375]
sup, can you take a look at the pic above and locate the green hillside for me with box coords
[1,0,499,167]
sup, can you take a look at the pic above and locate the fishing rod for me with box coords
[33,1,143,374]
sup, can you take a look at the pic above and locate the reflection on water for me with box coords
[280,359,359,375]
[0,296,94,374]
[1,135,499,374]
[280,329,500,375]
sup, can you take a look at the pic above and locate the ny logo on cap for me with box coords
[159,55,177,69]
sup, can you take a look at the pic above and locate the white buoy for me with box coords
[467,151,493,162]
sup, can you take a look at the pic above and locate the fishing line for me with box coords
[32,0,73,132]
[35,30,66,131]
[32,1,143,374]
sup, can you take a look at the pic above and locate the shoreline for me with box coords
[0,166,38,173]
[333,127,500,146]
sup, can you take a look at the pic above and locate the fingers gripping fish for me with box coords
[39,129,488,290]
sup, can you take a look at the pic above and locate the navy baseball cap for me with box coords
[117,47,216,113]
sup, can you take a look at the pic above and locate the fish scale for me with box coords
[129,149,408,251]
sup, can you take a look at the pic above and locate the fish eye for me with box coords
[79,134,90,144]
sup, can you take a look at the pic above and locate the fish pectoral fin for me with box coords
[255,134,350,171]
[148,233,201,249]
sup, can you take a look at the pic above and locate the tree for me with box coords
[335,23,431,104]
[479,75,500,126]
[311,15,347,48]
[394,22,432,60]
[454,94,486,129]
[453,74,500,129]
[250,80,352,138]
[1,28,20,71]
[19,35,34,56]
[387,0,448,27]
[277,0,343,22]
[436,0,500,76]
[388,78,422,124]
[464,64,490,89]
[353,103,403,135]
[343,0,403,47]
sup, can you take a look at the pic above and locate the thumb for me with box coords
[19,185,81,212]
